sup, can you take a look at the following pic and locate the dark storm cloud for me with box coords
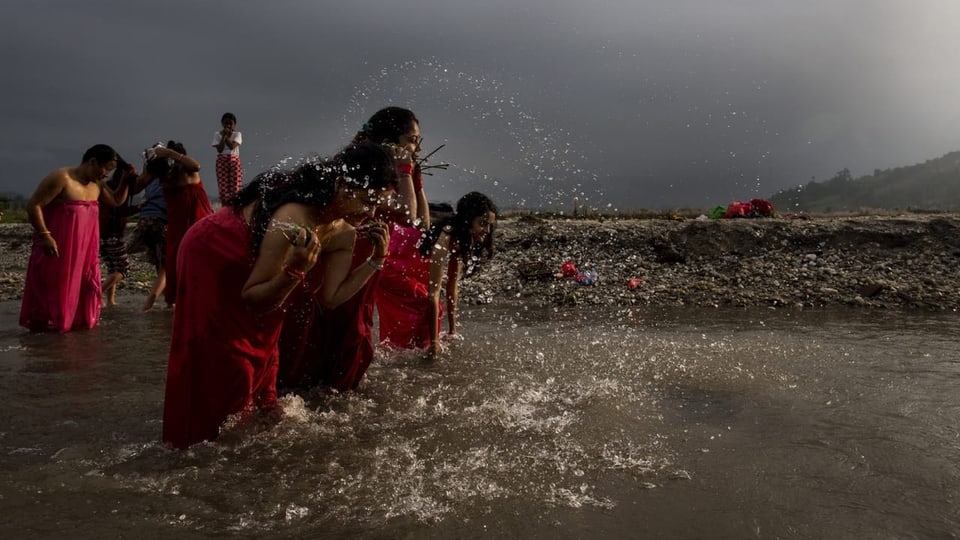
[1,0,958,210]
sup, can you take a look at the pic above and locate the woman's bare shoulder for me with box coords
[319,220,357,251]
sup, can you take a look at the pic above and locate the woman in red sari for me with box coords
[162,142,395,449]
[377,192,498,359]
[278,107,425,391]
[144,141,213,308]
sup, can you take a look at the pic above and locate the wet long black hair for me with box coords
[105,155,136,190]
[351,106,419,146]
[102,155,137,219]
[420,191,498,275]
[231,141,397,254]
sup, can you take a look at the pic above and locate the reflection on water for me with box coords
[1,296,959,538]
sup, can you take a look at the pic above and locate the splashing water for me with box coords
[269,218,308,234]
[343,58,605,212]
[3,301,960,537]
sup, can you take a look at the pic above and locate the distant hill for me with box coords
[769,151,960,213]
[0,192,27,209]
[0,192,27,202]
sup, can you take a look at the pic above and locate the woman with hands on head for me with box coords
[162,141,396,449]
[99,156,139,307]
[144,141,213,307]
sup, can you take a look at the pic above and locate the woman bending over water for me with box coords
[377,191,498,359]
[162,142,396,449]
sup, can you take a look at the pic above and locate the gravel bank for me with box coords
[3,214,959,310]
[462,214,960,311]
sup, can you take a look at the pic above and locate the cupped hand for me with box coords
[283,227,320,273]
[384,143,413,164]
[362,221,391,258]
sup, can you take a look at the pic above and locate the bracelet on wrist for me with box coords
[396,163,414,176]
[283,266,307,281]
[38,230,52,236]
[367,258,384,271]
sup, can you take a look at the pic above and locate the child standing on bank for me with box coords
[212,112,243,205]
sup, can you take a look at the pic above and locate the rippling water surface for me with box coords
[1,297,958,539]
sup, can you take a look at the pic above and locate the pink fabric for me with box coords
[19,200,101,333]
[375,224,436,350]
[162,208,289,449]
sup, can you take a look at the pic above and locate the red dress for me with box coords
[375,224,437,350]
[278,235,380,392]
[19,200,101,332]
[163,182,213,306]
[162,208,288,449]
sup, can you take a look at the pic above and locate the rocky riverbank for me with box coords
[3,214,960,310]
[462,213,960,311]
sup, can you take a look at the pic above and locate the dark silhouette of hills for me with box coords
[769,151,960,212]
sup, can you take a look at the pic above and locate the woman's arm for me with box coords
[155,147,200,173]
[130,170,154,195]
[445,257,462,335]
[385,149,417,226]
[223,132,241,150]
[415,187,430,229]
[98,175,130,207]
[427,231,452,358]
[376,173,418,226]
[313,222,390,309]
[241,204,320,313]
[26,170,67,257]
[214,132,227,153]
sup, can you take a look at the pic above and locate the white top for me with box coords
[211,131,242,155]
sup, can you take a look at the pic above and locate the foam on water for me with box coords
[84,326,696,529]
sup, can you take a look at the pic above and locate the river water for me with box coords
[1,296,958,539]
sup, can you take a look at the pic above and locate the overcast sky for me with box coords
[1,0,958,210]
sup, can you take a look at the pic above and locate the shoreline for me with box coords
[3,214,960,310]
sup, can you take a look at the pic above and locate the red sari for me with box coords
[375,224,437,350]
[162,208,289,449]
[163,183,213,306]
[19,200,101,333]
[278,235,380,392]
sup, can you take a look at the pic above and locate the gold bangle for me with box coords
[38,230,52,236]
[367,258,384,271]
